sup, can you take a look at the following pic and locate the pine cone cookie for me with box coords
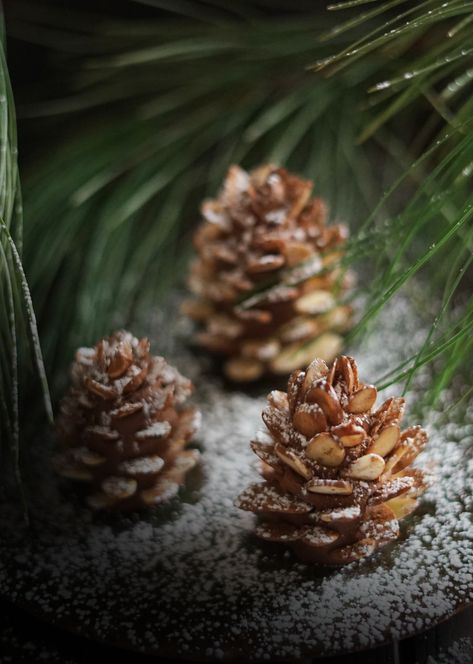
[184,164,352,382]
[54,331,201,510]
[236,356,428,565]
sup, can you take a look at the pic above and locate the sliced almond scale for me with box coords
[224,356,265,382]
[306,433,346,467]
[369,424,400,457]
[347,384,377,414]
[306,478,353,495]
[345,453,385,480]
[270,333,343,374]
[274,444,313,480]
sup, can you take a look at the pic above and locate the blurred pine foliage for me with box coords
[1,0,472,483]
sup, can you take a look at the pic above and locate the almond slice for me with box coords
[283,241,313,267]
[270,332,342,374]
[306,478,353,495]
[369,424,400,457]
[274,443,312,480]
[101,476,137,500]
[318,504,362,525]
[347,384,377,414]
[287,370,305,414]
[224,357,265,382]
[278,317,320,344]
[302,358,329,394]
[110,401,143,420]
[85,378,117,400]
[108,341,133,378]
[255,521,307,543]
[267,390,289,411]
[247,254,285,274]
[334,355,356,393]
[241,339,280,361]
[180,298,214,321]
[73,447,106,467]
[386,494,419,519]
[331,421,366,447]
[235,483,311,515]
[295,290,335,315]
[305,379,343,425]
[299,526,339,547]
[345,453,385,480]
[293,403,327,438]
[306,432,345,467]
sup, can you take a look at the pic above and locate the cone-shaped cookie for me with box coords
[184,164,352,382]
[236,356,428,565]
[55,331,200,510]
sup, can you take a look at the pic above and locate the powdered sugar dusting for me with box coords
[0,293,472,661]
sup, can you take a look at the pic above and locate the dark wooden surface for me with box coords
[1,595,472,664]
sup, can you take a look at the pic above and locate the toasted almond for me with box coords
[207,314,243,339]
[347,384,377,414]
[110,401,143,420]
[85,378,117,400]
[235,482,311,515]
[319,305,352,332]
[318,505,362,524]
[241,338,280,361]
[369,424,400,457]
[372,397,405,431]
[268,390,289,411]
[345,453,385,480]
[283,241,313,267]
[274,443,312,480]
[278,317,320,344]
[74,447,106,467]
[195,331,236,354]
[385,427,428,474]
[305,379,343,425]
[108,341,133,378]
[306,478,353,495]
[262,404,291,445]
[118,455,165,476]
[306,432,346,467]
[386,494,419,519]
[180,298,214,321]
[247,254,285,274]
[295,290,335,315]
[302,357,329,394]
[334,355,356,393]
[224,356,264,382]
[255,521,307,543]
[331,421,366,447]
[101,476,137,499]
[293,403,327,437]
[300,526,339,547]
[234,308,273,325]
[270,333,342,374]
[287,370,305,414]
[141,478,179,505]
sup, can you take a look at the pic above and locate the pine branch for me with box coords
[0,9,52,499]
[319,0,473,405]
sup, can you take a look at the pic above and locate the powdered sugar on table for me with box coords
[0,294,472,661]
